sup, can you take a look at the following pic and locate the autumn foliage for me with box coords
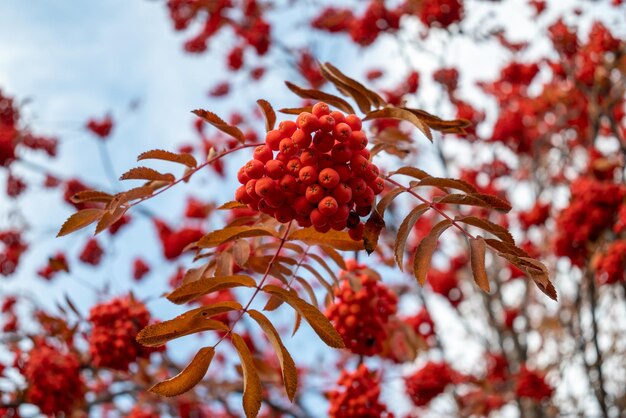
[1,1,626,417]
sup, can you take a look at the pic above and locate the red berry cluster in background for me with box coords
[87,296,162,371]
[0,230,28,276]
[515,365,554,401]
[554,178,626,266]
[154,219,204,260]
[593,240,626,285]
[417,0,464,29]
[22,343,84,415]
[327,364,392,418]
[86,114,114,139]
[235,102,384,241]
[79,238,104,266]
[326,261,397,355]
[405,361,454,406]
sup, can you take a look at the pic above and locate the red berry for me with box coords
[347,212,360,229]
[318,153,334,169]
[279,120,297,137]
[244,159,265,179]
[265,129,283,151]
[319,115,336,132]
[275,205,295,223]
[348,223,364,241]
[319,168,340,189]
[310,208,329,227]
[237,167,251,184]
[246,179,258,198]
[335,164,352,182]
[313,131,334,153]
[348,177,367,196]
[330,110,345,124]
[318,196,339,216]
[331,143,352,163]
[297,112,321,132]
[355,187,375,207]
[265,159,285,179]
[254,177,277,197]
[278,174,298,193]
[299,166,318,185]
[335,204,350,221]
[279,137,298,156]
[348,131,368,150]
[300,148,318,167]
[258,199,275,216]
[350,155,369,177]
[306,184,325,203]
[315,223,331,233]
[292,129,312,148]
[296,214,313,227]
[275,152,289,163]
[253,145,273,163]
[312,102,331,118]
[236,186,251,203]
[265,190,287,208]
[356,205,372,217]
[371,177,385,195]
[345,114,362,131]
[333,122,352,142]
[364,164,380,183]
[333,183,353,204]
[294,196,314,216]
[286,158,302,176]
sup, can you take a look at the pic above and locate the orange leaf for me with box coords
[416,177,476,194]
[150,347,215,397]
[320,245,347,269]
[57,209,104,237]
[248,310,298,401]
[363,108,432,142]
[119,167,175,182]
[136,303,238,346]
[137,149,197,168]
[70,190,112,204]
[262,284,344,348]
[278,106,313,115]
[196,226,278,248]
[469,237,490,292]
[320,63,386,111]
[167,275,256,305]
[288,228,363,251]
[413,220,453,286]
[456,216,514,244]
[192,109,246,143]
[389,166,430,180]
[217,201,249,210]
[231,333,263,418]
[363,209,385,255]
[394,203,430,271]
[256,99,276,132]
[95,206,127,235]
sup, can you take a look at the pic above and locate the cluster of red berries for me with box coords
[23,343,84,415]
[6,173,26,198]
[0,230,28,277]
[86,114,114,139]
[154,219,204,260]
[327,364,393,418]
[515,365,553,401]
[87,296,161,371]
[594,240,626,285]
[417,0,464,29]
[404,307,436,342]
[235,102,384,241]
[325,261,397,355]
[79,238,104,266]
[405,361,454,406]
[132,257,151,281]
[37,251,68,281]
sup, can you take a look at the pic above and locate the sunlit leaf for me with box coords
[137,149,197,168]
[231,333,263,418]
[256,99,276,132]
[150,347,215,397]
[167,275,256,305]
[119,167,175,182]
[288,228,363,251]
[57,208,104,237]
[196,226,278,248]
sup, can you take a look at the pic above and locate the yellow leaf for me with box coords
[288,228,363,251]
[57,209,104,237]
[136,302,238,346]
[167,275,256,305]
[469,237,490,292]
[119,167,175,182]
[231,333,263,418]
[192,109,245,143]
[394,203,430,271]
[413,220,453,286]
[150,347,214,397]
[248,310,298,401]
[262,285,344,348]
[137,149,197,168]
[256,99,276,132]
[196,226,278,248]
